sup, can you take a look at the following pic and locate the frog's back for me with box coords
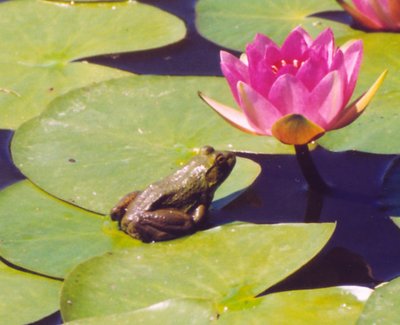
[134,162,211,213]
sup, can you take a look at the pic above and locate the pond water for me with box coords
[1,0,398,323]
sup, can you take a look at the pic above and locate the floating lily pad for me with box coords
[60,222,335,321]
[358,276,400,324]
[0,62,130,129]
[0,180,138,278]
[213,157,261,209]
[0,0,185,128]
[218,286,371,324]
[65,299,215,325]
[0,0,185,64]
[64,286,370,324]
[392,217,400,229]
[195,0,356,51]
[12,75,283,214]
[354,33,400,93]
[0,260,61,325]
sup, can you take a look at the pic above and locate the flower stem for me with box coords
[294,144,329,193]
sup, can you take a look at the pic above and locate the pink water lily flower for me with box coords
[199,27,386,145]
[337,0,400,31]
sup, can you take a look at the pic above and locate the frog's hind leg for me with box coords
[129,223,174,243]
[126,209,195,242]
[110,191,141,224]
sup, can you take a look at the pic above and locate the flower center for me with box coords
[271,59,304,74]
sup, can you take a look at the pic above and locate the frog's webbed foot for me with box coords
[123,209,196,243]
[110,191,141,224]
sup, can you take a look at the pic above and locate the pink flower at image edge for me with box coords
[337,0,400,31]
[199,27,387,145]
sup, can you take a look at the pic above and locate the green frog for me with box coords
[110,145,236,242]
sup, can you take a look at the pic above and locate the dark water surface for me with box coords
[0,0,396,323]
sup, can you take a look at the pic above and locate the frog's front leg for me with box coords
[191,204,208,225]
[110,191,141,224]
[122,209,197,242]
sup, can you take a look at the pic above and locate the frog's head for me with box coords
[199,145,236,190]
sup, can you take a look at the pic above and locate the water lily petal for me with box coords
[369,0,396,29]
[388,0,400,23]
[268,74,310,117]
[246,35,269,76]
[264,42,283,66]
[340,40,363,101]
[310,28,335,65]
[297,54,329,91]
[237,82,282,135]
[337,0,382,29]
[281,27,311,63]
[329,50,350,103]
[340,0,400,30]
[271,114,325,145]
[198,92,260,134]
[310,71,345,129]
[353,0,382,20]
[248,63,276,99]
[247,34,278,98]
[220,51,249,104]
[330,70,387,130]
[246,33,276,59]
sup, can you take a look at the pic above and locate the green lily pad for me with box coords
[0,62,130,129]
[0,260,61,325]
[353,33,400,93]
[392,217,400,229]
[219,286,371,324]
[64,286,370,324]
[318,33,400,154]
[12,75,283,214]
[0,180,138,278]
[0,0,185,64]
[195,0,356,51]
[358,276,400,324]
[65,299,215,325]
[0,0,185,128]
[213,157,261,209]
[60,222,335,321]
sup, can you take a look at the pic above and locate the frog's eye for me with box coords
[216,153,227,165]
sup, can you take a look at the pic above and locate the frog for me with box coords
[110,145,236,243]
